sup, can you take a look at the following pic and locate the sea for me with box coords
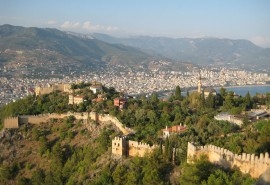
[215,85,270,96]
[156,85,270,99]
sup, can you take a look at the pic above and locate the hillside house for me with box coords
[162,124,187,138]
[214,113,243,126]
[114,97,127,109]
[69,95,85,105]
[90,85,102,94]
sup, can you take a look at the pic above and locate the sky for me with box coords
[1,0,270,47]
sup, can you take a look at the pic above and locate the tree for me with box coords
[202,169,230,185]
[175,86,182,100]
[147,110,157,124]
[244,92,253,110]
[112,164,127,185]
[39,136,49,156]
[164,137,173,162]
[31,168,45,185]
[223,92,235,111]
[205,93,215,108]
[219,87,227,99]
[179,156,214,185]
[126,157,144,185]
[150,93,159,104]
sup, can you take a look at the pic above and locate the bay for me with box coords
[215,85,270,96]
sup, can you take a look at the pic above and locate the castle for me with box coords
[112,136,158,157]
[187,142,270,180]
[35,83,72,96]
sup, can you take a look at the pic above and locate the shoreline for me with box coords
[184,84,270,91]
[181,84,270,94]
[213,84,270,89]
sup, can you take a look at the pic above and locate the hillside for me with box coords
[0,25,193,75]
[92,33,270,70]
[1,83,269,184]
[0,24,150,66]
[0,117,123,184]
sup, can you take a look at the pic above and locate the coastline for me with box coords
[213,84,270,89]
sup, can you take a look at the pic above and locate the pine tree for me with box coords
[175,86,181,100]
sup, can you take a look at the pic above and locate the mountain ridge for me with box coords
[92,33,270,70]
[0,24,192,73]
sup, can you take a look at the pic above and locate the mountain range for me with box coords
[0,24,154,68]
[92,33,270,70]
[0,24,269,73]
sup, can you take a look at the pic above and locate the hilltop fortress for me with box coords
[112,137,158,157]
[187,142,270,180]
[4,113,159,158]
[35,83,72,95]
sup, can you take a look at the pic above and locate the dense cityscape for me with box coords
[0,63,269,106]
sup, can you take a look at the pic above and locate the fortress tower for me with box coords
[112,137,128,156]
[198,73,202,94]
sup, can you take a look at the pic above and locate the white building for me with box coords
[214,113,243,127]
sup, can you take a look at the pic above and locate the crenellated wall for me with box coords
[35,84,71,96]
[3,113,81,128]
[128,140,157,157]
[3,112,134,136]
[112,137,157,157]
[89,112,134,135]
[27,115,50,124]
[4,117,19,128]
[187,142,270,179]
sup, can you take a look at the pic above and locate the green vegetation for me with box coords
[180,156,255,185]
[0,91,68,125]
[0,85,269,184]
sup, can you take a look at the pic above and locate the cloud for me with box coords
[59,20,119,33]
[82,21,102,31]
[82,21,119,32]
[106,26,119,31]
[47,20,57,25]
[250,36,270,48]
[61,21,81,29]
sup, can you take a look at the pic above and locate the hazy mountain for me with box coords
[92,33,270,70]
[0,25,195,74]
[0,24,152,67]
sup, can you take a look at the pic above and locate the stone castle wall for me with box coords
[128,140,157,157]
[112,137,127,156]
[112,137,157,157]
[88,112,134,135]
[3,112,133,136]
[27,115,50,124]
[35,84,71,96]
[4,117,19,128]
[187,142,270,179]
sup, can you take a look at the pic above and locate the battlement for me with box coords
[128,140,157,149]
[194,144,270,164]
[112,136,125,141]
[112,136,157,157]
[4,117,18,120]
[3,117,19,128]
[187,142,270,179]
[35,83,71,95]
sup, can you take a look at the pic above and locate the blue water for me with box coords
[215,85,270,96]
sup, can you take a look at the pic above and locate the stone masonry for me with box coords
[187,142,270,181]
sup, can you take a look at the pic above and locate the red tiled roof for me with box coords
[163,125,187,133]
